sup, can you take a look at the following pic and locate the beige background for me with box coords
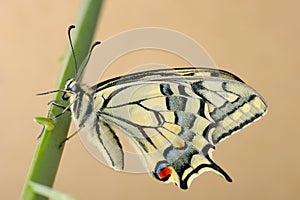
[1,0,299,199]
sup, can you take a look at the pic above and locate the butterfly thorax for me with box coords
[64,79,97,129]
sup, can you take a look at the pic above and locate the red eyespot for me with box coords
[158,166,172,179]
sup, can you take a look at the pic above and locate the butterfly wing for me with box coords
[75,105,125,171]
[191,78,267,145]
[93,67,267,189]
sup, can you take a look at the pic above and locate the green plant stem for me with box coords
[21,0,104,199]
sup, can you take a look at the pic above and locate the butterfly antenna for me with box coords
[75,41,101,81]
[68,25,78,74]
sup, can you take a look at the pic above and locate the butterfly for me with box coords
[42,26,268,190]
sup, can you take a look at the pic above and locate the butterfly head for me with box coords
[62,78,80,100]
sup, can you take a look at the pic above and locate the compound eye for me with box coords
[71,84,78,92]
[66,81,78,92]
[71,83,82,93]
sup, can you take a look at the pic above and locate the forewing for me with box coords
[191,78,267,144]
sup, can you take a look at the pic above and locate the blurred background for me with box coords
[1,0,299,199]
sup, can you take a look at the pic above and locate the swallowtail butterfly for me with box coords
[42,26,268,189]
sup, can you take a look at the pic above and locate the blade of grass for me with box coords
[21,0,104,199]
[29,181,75,200]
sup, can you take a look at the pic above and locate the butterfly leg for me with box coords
[37,100,72,139]
[47,100,71,119]
[59,124,85,148]
[48,99,68,109]
[51,103,72,120]
[37,101,64,139]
